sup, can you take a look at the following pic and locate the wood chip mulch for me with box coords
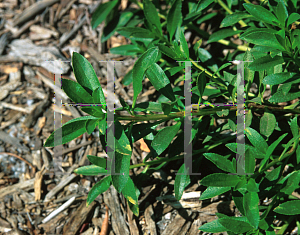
[2,0,295,235]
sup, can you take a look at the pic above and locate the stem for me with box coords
[129,135,236,169]
[217,0,247,27]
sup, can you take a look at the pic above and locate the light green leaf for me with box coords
[199,186,231,200]
[260,111,276,137]
[221,12,252,27]
[207,29,243,43]
[248,55,284,71]
[262,72,300,85]
[219,217,254,233]
[274,200,300,215]
[87,155,107,169]
[74,165,107,176]
[122,177,138,205]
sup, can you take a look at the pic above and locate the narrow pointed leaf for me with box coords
[175,164,191,200]
[243,191,260,229]
[167,0,182,41]
[243,3,279,25]
[87,176,111,206]
[200,173,241,187]
[91,0,119,29]
[274,200,300,215]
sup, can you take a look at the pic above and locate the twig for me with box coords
[0,152,35,169]
[100,204,109,235]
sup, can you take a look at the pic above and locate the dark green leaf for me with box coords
[158,44,180,60]
[179,27,189,59]
[274,200,300,215]
[81,107,105,118]
[91,0,119,29]
[151,122,181,158]
[207,29,243,43]
[243,191,260,229]
[220,12,252,27]
[143,0,162,36]
[109,44,142,56]
[44,116,98,147]
[167,0,182,41]
[204,153,235,173]
[240,31,285,51]
[245,127,268,154]
[117,27,156,41]
[145,63,176,102]
[86,118,100,134]
[72,52,101,95]
[87,155,107,168]
[200,173,241,187]
[219,217,254,233]
[132,47,158,108]
[262,72,300,85]
[248,55,284,71]
[243,3,280,25]
[175,164,191,200]
[122,177,138,205]
[86,175,111,206]
[290,116,298,138]
[199,186,231,200]
[196,0,215,12]
[287,12,300,28]
[61,79,94,104]
[198,219,227,233]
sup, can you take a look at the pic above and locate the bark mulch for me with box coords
[1,0,289,234]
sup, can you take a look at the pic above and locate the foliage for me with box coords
[45,0,300,234]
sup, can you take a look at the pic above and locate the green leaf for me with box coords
[87,155,107,168]
[262,72,300,85]
[274,200,300,215]
[200,173,241,187]
[93,87,106,107]
[287,12,300,28]
[243,191,260,229]
[272,0,289,27]
[114,120,132,156]
[268,87,300,103]
[44,116,99,147]
[72,52,101,95]
[199,186,231,200]
[111,151,131,193]
[204,153,235,173]
[219,217,254,233]
[74,165,107,176]
[145,63,176,102]
[91,0,119,29]
[109,44,142,56]
[207,29,243,43]
[143,0,162,36]
[174,164,191,200]
[232,189,246,216]
[247,178,259,192]
[158,44,180,60]
[117,27,156,41]
[122,177,138,205]
[260,111,276,137]
[86,118,101,134]
[259,133,288,172]
[199,219,227,233]
[81,107,105,118]
[151,122,181,158]
[61,78,94,104]
[167,0,182,41]
[87,176,111,207]
[245,127,268,154]
[240,32,285,51]
[243,3,280,25]
[220,12,252,27]
[132,47,158,108]
[196,0,215,12]
[279,171,300,195]
[248,55,284,71]
[178,27,189,59]
[290,116,299,138]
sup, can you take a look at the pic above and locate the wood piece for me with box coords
[44,173,77,201]
[160,209,191,235]
[34,166,46,201]
[62,200,97,235]
[126,201,139,235]
[13,0,59,26]
[0,70,22,101]
[42,196,76,223]
[103,186,129,235]
[144,204,157,235]
[0,32,9,55]
[156,191,202,209]
[0,178,35,199]
[100,204,109,235]
[0,132,29,151]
